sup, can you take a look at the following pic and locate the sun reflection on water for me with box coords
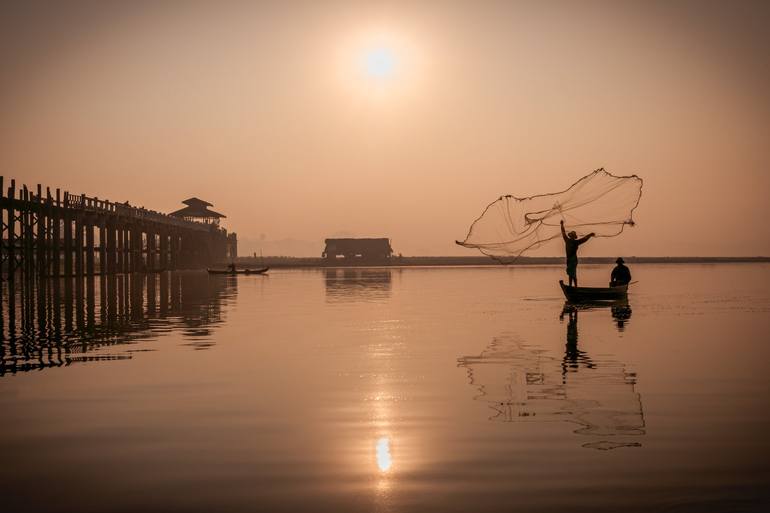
[376,437,392,472]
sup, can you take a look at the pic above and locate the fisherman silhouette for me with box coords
[560,220,595,287]
[610,257,632,287]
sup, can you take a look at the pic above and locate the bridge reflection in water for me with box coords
[458,303,644,450]
[0,271,236,376]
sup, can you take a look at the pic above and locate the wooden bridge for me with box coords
[0,177,237,279]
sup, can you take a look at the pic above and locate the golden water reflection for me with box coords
[376,436,392,472]
[371,383,396,498]
[325,269,392,302]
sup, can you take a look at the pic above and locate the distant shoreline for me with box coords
[234,255,770,269]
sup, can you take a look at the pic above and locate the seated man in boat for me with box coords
[228,262,237,273]
[560,220,595,287]
[610,257,632,287]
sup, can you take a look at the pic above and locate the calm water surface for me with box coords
[2,264,769,512]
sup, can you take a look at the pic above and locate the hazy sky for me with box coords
[2,1,768,256]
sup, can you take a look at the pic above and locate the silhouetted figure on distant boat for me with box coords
[560,220,595,287]
[228,262,237,273]
[610,257,632,287]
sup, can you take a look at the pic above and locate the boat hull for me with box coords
[207,267,269,275]
[559,280,627,302]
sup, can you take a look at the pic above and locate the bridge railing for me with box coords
[64,192,213,232]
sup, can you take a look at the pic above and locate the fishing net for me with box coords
[456,168,642,263]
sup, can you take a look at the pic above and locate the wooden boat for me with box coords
[207,267,269,275]
[559,280,628,302]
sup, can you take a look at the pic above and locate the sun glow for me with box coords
[364,48,397,79]
[332,26,423,99]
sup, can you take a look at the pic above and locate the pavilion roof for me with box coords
[169,198,226,218]
[181,197,213,207]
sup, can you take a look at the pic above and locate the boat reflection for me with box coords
[561,300,633,333]
[457,304,644,450]
[324,269,392,302]
[611,303,632,331]
[0,271,236,376]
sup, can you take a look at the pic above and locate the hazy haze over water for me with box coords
[2,264,769,512]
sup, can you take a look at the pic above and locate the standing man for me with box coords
[560,220,595,287]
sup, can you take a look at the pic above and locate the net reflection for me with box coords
[324,269,392,302]
[0,271,236,376]
[457,304,644,450]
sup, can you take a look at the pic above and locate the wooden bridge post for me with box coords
[98,219,107,275]
[63,192,73,277]
[46,187,54,276]
[27,187,35,277]
[123,228,130,273]
[117,226,125,274]
[36,185,47,278]
[201,233,212,268]
[22,187,32,277]
[106,221,116,274]
[186,233,198,269]
[178,234,188,269]
[125,226,133,273]
[128,226,136,272]
[131,225,143,273]
[52,188,61,278]
[146,227,156,272]
[169,231,179,270]
[85,217,95,276]
[123,226,130,272]
[159,229,169,270]
[20,186,26,276]
[74,214,84,277]
[4,180,15,280]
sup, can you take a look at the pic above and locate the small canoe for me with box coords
[207,267,269,275]
[559,280,627,302]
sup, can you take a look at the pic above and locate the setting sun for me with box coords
[331,25,423,98]
[364,47,397,79]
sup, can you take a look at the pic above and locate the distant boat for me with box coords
[207,267,269,275]
[559,280,628,302]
